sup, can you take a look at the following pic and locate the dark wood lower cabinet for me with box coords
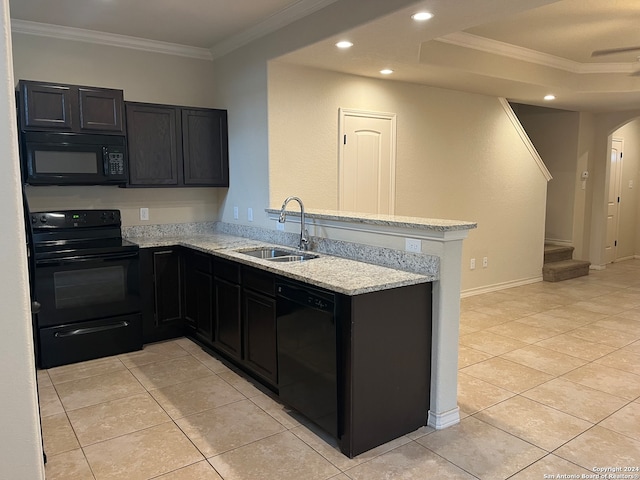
[242,267,277,386]
[338,282,432,458]
[140,246,432,458]
[183,251,214,344]
[213,259,242,360]
[140,248,184,343]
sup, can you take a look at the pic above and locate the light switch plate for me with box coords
[247,207,253,222]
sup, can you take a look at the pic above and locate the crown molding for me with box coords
[438,31,634,75]
[11,0,338,62]
[209,0,339,59]
[11,19,213,60]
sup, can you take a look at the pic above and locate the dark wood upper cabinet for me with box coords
[182,108,228,186]
[126,102,229,187]
[18,80,124,134]
[126,103,180,185]
[78,87,125,133]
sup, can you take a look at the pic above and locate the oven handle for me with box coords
[54,321,130,338]
[36,251,139,265]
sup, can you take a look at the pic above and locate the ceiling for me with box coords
[9,0,640,112]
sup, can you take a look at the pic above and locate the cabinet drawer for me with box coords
[243,267,275,296]
[191,251,212,274]
[214,258,240,283]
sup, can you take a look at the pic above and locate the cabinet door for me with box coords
[243,289,277,385]
[20,81,74,131]
[78,87,124,133]
[153,249,183,325]
[184,253,214,345]
[126,103,181,185]
[214,277,242,360]
[182,108,229,186]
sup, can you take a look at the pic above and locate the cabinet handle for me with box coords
[54,321,129,337]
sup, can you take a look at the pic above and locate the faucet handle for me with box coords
[300,227,310,250]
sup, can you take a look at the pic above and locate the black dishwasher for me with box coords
[276,281,337,437]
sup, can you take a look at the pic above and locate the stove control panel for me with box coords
[31,210,121,229]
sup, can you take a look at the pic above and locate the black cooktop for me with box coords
[30,209,138,261]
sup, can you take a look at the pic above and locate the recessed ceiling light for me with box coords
[544,94,556,101]
[411,11,433,21]
[380,69,394,75]
[336,41,353,49]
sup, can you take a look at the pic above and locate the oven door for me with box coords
[34,251,140,327]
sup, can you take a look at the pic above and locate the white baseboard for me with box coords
[461,275,542,298]
[427,407,460,430]
[589,264,606,270]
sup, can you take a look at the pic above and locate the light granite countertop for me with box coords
[128,233,434,296]
[264,208,477,232]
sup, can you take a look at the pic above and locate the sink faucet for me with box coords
[279,196,309,250]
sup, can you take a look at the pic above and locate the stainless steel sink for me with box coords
[267,254,317,262]
[238,247,318,262]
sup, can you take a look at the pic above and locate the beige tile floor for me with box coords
[39,259,640,479]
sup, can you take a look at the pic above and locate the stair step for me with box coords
[544,245,575,264]
[543,259,590,282]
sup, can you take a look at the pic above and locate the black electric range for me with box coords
[29,209,142,368]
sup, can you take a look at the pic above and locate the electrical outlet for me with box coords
[233,206,239,220]
[483,257,488,268]
[140,207,149,221]
[247,207,253,222]
[470,258,476,270]
[405,238,421,253]
[276,222,285,231]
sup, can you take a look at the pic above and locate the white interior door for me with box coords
[339,109,396,214]
[605,139,623,263]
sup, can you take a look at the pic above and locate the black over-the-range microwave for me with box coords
[21,131,128,185]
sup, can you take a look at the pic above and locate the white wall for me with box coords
[510,106,640,265]
[268,62,549,292]
[212,0,426,228]
[12,33,222,226]
[573,112,596,260]
[0,2,45,477]
[514,105,581,246]
[589,109,640,267]
[612,120,640,259]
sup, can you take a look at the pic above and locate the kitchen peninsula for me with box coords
[125,209,476,456]
[265,208,478,432]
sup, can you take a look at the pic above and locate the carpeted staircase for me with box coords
[542,244,590,282]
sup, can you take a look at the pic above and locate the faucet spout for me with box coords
[279,196,309,250]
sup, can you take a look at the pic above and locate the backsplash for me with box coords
[124,221,439,277]
[122,222,217,238]
[214,223,439,276]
